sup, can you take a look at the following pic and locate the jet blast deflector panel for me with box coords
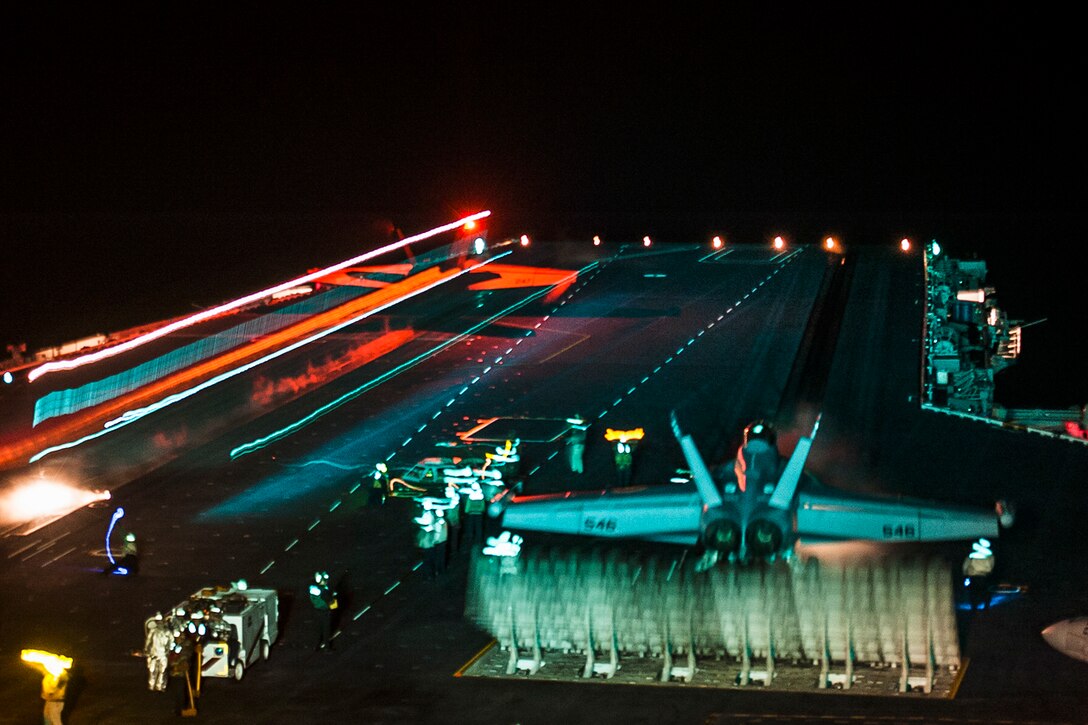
[466,547,961,694]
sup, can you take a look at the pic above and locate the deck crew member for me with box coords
[415,511,439,580]
[309,571,338,649]
[566,415,588,473]
[463,483,486,545]
[145,612,173,691]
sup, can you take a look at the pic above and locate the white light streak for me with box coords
[29,211,491,382]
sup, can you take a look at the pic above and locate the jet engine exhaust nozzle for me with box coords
[745,518,786,558]
[702,508,741,554]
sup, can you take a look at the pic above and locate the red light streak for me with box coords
[6,256,502,469]
[151,427,190,452]
[250,330,414,407]
[464,264,575,291]
[28,211,491,382]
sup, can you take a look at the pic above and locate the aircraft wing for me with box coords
[464,264,577,291]
[318,264,414,288]
[499,486,702,543]
[796,486,999,543]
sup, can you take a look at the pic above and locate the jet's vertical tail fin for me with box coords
[768,414,821,510]
[670,411,723,508]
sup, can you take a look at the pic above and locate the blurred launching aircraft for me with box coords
[495,411,1010,566]
[316,228,576,299]
[319,261,577,299]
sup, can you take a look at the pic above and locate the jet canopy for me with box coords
[743,420,776,447]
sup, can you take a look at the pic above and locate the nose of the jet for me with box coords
[1041,623,1064,651]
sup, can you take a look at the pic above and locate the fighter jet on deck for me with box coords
[494,412,1010,567]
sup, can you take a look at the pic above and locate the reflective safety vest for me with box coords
[310,583,338,610]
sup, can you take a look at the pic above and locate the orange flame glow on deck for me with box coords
[0,478,110,524]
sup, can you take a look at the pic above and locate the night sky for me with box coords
[1,6,1083,405]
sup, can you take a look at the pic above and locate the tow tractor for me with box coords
[147,581,279,682]
[389,455,518,497]
[391,436,522,490]
[389,456,482,496]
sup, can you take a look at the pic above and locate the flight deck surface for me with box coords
[0,241,1085,724]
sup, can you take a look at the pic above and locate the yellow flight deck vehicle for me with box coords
[147,581,279,682]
